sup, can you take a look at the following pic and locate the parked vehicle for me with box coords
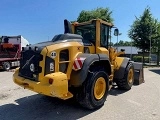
[13,19,144,109]
[0,35,29,71]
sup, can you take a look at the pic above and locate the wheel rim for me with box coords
[128,68,134,84]
[6,64,9,69]
[4,63,10,70]
[94,77,106,100]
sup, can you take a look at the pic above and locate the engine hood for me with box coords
[22,33,93,53]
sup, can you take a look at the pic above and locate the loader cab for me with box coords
[72,19,118,53]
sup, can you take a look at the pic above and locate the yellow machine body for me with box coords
[13,19,144,109]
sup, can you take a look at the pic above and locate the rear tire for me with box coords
[3,62,11,71]
[76,69,109,110]
[116,63,134,90]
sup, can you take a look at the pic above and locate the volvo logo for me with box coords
[22,55,35,69]
[26,60,30,65]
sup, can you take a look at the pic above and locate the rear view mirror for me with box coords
[114,28,119,36]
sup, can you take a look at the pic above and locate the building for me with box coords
[115,46,158,63]
[114,46,141,59]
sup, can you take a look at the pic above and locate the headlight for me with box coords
[50,62,54,72]
[44,56,55,75]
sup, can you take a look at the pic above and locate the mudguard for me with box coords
[114,57,130,80]
[70,53,111,86]
[114,58,144,85]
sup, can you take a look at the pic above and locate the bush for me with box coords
[133,56,150,63]
[144,57,150,63]
[133,56,142,62]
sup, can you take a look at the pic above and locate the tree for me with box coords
[114,40,123,46]
[154,22,160,65]
[123,41,132,46]
[75,7,114,23]
[128,7,157,64]
[114,40,132,46]
[109,41,114,46]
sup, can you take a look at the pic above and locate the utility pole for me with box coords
[116,33,122,52]
[149,29,152,65]
[130,39,132,60]
[156,26,160,66]
[149,37,151,65]
[116,34,119,52]
[157,40,160,66]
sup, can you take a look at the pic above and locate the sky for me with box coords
[0,0,160,44]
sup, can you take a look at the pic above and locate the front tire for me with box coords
[76,70,109,110]
[116,63,134,90]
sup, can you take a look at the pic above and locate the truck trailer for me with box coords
[0,35,29,71]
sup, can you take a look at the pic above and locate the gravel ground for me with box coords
[0,67,160,120]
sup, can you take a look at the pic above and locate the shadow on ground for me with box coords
[0,86,130,120]
[0,82,137,120]
[149,69,160,75]
[109,86,128,96]
[0,94,96,120]
[0,67,17,72]
[0,69,5,72]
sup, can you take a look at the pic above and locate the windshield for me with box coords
[75,24,96,44]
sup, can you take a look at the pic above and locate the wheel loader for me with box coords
[13,19,144,110]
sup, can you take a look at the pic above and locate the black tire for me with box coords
[76,69,109,110]
[116,63,134,90]
[3,62,11,71]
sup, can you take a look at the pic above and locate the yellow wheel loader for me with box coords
[13,19,144,110]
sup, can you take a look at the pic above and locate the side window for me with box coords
[75,30,83,36]
[100,24,109,48]
[75,24,96,44]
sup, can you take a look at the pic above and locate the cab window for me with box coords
[100,24,110,48]
[75,24,96,44]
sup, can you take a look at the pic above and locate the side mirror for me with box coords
[114,28,119,36]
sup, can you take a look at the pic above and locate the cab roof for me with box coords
[72,19,114,27]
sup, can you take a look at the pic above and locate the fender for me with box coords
[114,57,130,80]
[70,53,111,86]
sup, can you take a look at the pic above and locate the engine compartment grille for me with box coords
[18,50,43,81]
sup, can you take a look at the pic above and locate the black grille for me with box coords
[59,49,69,73]
[19,50,43,81]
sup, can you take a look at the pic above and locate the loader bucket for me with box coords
[131,62,144,85]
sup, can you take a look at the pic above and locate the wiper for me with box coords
[22,55,35,69]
